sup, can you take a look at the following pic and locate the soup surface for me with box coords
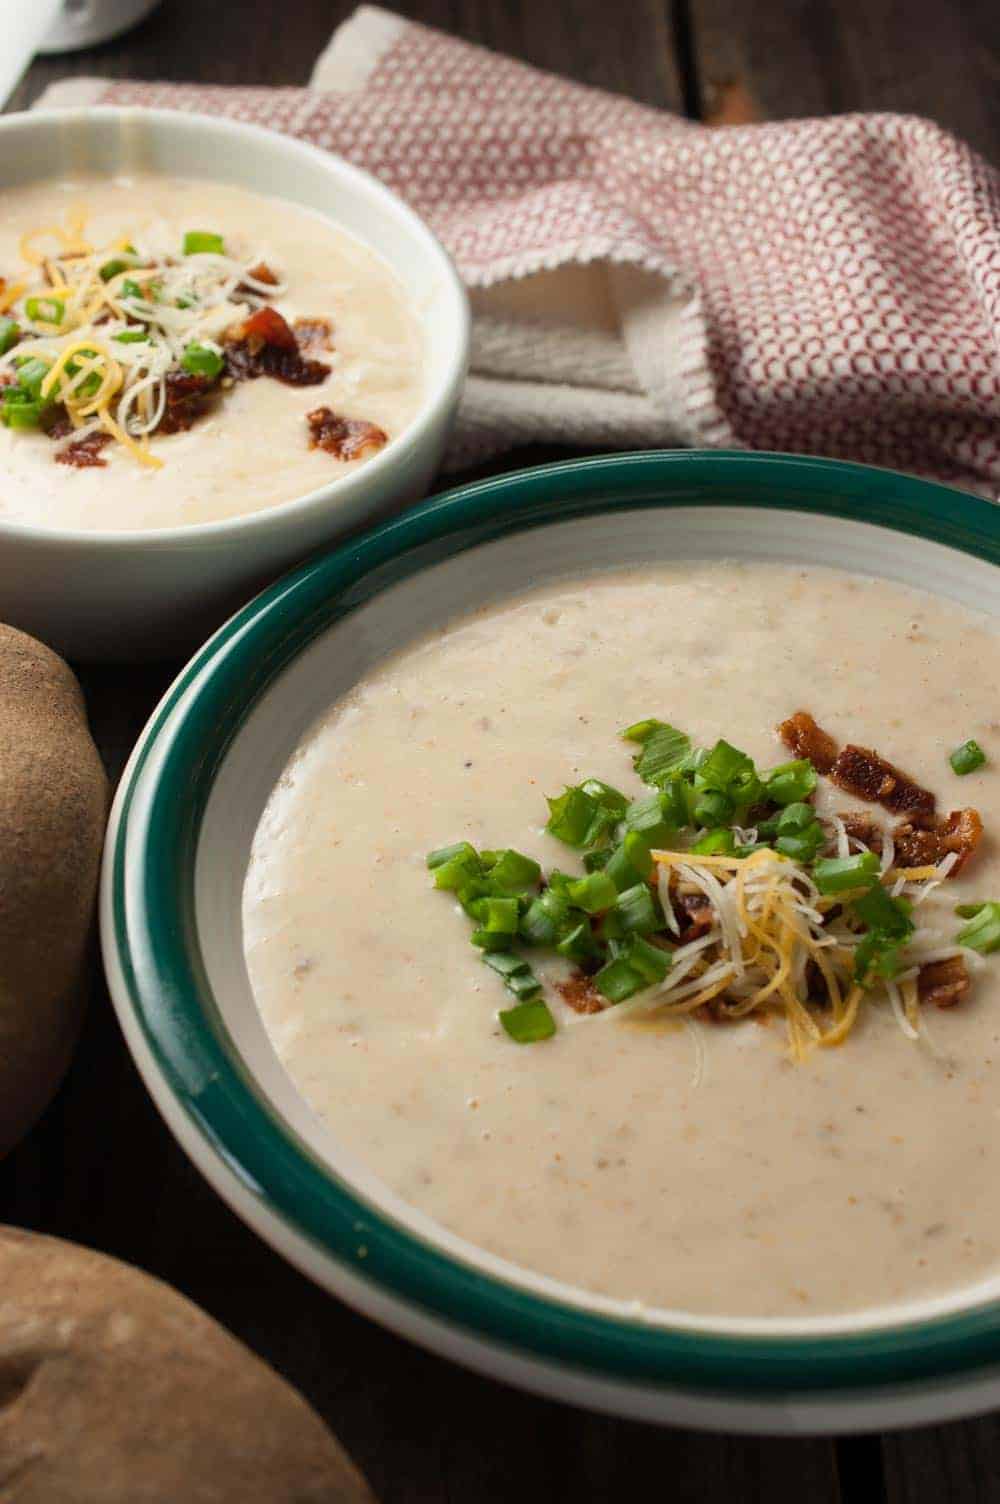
[243,561,1000,1320]
[0,175,423,530]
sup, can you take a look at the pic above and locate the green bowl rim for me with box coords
[109,449,1000,1398]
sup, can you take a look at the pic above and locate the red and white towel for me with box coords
[40,5,1000,494]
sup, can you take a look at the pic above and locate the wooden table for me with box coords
[4,4,999,1499]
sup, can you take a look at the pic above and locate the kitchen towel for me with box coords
[38,5,1000,493]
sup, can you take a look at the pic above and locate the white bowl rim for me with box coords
[0,105,469,549]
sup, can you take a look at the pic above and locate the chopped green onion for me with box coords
[950,740,986,776]
[470,927,514,951]
[499,998,555,1043]
[432,851,482,891]
[696,739,763,809]
[583,848,611,873]
[614,882,662,935]
[428,841,478,870]
[579,778,629,816]
[622,791,675,851]
[604,832,655,892]
[24,295,64,325]
[480,897,520,934]
[764,759,818,806]
[181,342,224,380]
[113,329,148,344]
[100,258,130,282]
[853,885,913,935]
[812,852,880,894]
[775,802,816,834]
[693,788,733,828]
[565,871,618,914]
[594,935,670,1003]
[956,901,1000,954]
[183,230,226,256]
[14,357,50,397]
[520,888,571,946]
[691,827,736,856]
[484,848,541,894]
[556,922,598,964]
[482,951,528,978]
[545,786,600,847]
[622,720,692,787]
[120,279,147,302]
[0,398,47,429]
[0,317,19,354]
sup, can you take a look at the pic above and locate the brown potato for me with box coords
[0,1228,376,1502]
[0,627,108,1154]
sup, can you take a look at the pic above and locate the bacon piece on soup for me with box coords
[829,744,936,817]
[893,808,983,875]
[225,308,330,387]
[306,407,388,461]
[293,317,334,354]
[778,711,839,774]
[156,371,217,435]
[918,955,971,1009]
[54,431,113,468]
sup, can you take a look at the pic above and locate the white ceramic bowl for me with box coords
[0,107,468,660]
[102,452,1000,1434]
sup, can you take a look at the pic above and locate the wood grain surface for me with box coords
[3,2,998,1499]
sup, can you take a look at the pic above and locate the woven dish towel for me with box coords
[37,5,1000,494]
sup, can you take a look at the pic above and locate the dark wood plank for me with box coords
[11,0,682,112]
[689,0,1000,163]
[883,1419,1000,1504]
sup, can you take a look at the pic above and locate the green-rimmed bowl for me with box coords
[101,450,1000,1434]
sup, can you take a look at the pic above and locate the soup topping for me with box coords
[429,713,995,1054]
[0,210,388,472]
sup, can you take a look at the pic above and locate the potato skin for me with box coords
[0,1228,376,1502]
[0,626,108,1154]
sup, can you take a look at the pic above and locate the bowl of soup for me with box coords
[0,107,468,659]
[101,450,1000,1431]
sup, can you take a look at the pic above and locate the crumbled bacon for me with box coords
[306,407,388,460]
[54,431,113,468]
[293,316,334,354]
[778,711,839,774]
[156,370,217,435]
[235,305,298,352]
[224,308,330,388]
[838,812,884,853]
[893,808,983,875]
[676,892,713,940]
[829,745,936,817]
[244,261,279,287]
[555,974,606,1014]
[918,955,971,1009]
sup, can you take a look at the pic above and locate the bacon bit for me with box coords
[918,956,971,1009]
[829,745,936,817]
[677,892,713,940]
[54,431,113,468]
[839,812,884,853]
[293,316,334,354]
[236,305,297,352]
[778,711,839,774]
[246,261,278,286]
[555,974,606,1014]
[224,309,330,387]
[894,808,983,875]
[306,407,388,460]
[156,370,217,435]
[42,407,74,440]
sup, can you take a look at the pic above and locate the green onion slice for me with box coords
[24,295,64,325]
[622,720,692,787]
[956,901,1000,954]
[764,759,818,806]
[812,852,880,894]
[180,342,224,380]
[950,740,987,776]
[0,317,19,354]
[499,998,555,1043]
[183,230,226,256]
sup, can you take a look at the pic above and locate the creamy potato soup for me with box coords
[0,175,423,530]
[243,562,1000,1320]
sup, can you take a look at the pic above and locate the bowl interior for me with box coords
[195,500,1000,1338]
[0,107,464,452]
